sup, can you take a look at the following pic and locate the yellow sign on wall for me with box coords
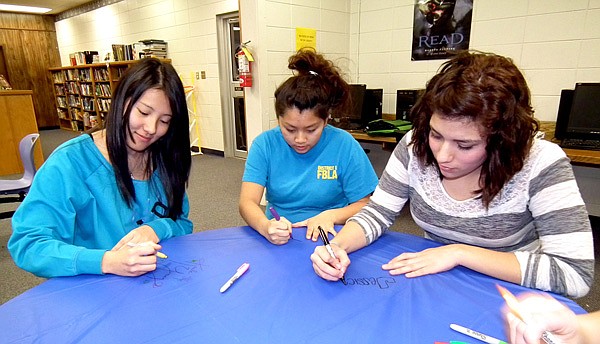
[296,27,316,50]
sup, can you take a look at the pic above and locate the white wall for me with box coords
[240,0,353,146]
[353,0,600,121]
[55,0,600,149]
[55,0,239,152]
[55,0,600,214]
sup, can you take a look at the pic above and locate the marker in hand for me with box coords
[269,206,292,239]
[269,206,281,221]
[127,242,167,259]
[496,285,558,344]
[318,226,346,285]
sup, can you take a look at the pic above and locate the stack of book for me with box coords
[139,39,168,59]
[111,40,168,61]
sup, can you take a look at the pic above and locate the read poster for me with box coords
[412,0,473,61]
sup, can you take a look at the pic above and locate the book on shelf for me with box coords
[68,51,99,65]
[111,40,168,61]
[50,59,172,132]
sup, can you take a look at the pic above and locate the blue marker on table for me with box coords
[269,206,292,239]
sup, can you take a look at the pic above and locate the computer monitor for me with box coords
[396,89,423,121]
[348,84,367,122]
[565,83,600,140]
[362,88,383,127]
[330,84,366,130]
[554,89,574,140]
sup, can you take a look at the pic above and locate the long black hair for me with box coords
[105,58,191,220]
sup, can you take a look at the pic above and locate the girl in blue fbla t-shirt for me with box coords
[240,48,378,245]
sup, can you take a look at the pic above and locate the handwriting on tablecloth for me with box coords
[140,259,206,287]
[344,276,397,289]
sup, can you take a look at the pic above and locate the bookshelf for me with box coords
[48,59,170,132]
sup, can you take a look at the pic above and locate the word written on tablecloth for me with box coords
[344,276,397,289]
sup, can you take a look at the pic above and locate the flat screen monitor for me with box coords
[566,83,600,140]
[330,84,366,130]
[396,89,423,121]
[362,88,383,126]
[348,84,367,121]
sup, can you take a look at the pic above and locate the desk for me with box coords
[0,226,585,343]
[0,90,44,176]
[539,121,600,166]
[350,121,600,166]
[348,130,397,151]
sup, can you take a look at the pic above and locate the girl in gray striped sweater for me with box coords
[311,51,594,298]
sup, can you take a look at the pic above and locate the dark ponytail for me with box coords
[274,48,350,119]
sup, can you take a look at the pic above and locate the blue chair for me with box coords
[0,133,40,219]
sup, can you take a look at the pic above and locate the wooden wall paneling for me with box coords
[0,12,62,129]
[0,45,9,83]
[0,30,28,89]
[0,12,19,29]
[22,29,60,127]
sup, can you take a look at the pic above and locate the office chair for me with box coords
[0,133,40,219]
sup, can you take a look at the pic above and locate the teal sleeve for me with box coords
[147,192,193,239]
[8,157,105,277]
[242,132,269,186]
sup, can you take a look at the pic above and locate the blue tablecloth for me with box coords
[0,226,585,343]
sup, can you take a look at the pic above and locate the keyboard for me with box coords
[560,138,600,151]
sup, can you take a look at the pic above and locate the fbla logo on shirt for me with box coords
[317,166,337,180]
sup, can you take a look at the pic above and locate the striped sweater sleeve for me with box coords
[348,135,411,244]
[517,144,594,298]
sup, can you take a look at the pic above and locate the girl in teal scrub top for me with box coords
[9,58,193,277]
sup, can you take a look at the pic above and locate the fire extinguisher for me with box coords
[237,42,254,88]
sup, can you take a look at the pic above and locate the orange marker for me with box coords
[496,285,558,344]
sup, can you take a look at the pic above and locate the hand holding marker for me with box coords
[269,206,292,239]
[127,242,167,259]
[496,285,558,344]
[318,226,346,285]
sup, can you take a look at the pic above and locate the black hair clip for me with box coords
[151,201,169,218]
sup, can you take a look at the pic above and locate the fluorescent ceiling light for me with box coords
[0,4,52,14]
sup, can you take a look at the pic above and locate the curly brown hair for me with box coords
[410,51,539,208]
[274,48,350,120]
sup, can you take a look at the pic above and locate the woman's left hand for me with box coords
[112,225,160,251]
[293,212,337,241]
[382,244,462,277]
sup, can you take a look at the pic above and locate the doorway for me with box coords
[217,12,247,159]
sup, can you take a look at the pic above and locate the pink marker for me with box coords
[220,262,250,293]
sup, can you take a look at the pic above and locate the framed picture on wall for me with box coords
[411,0,473,61]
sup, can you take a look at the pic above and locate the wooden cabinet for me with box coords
[48,60,170,132]
[0,90,44,176]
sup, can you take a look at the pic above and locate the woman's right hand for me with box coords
[310,243,350,281]
[101,241,162,276]
[263,217,293,245]
[504,292,581,344]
